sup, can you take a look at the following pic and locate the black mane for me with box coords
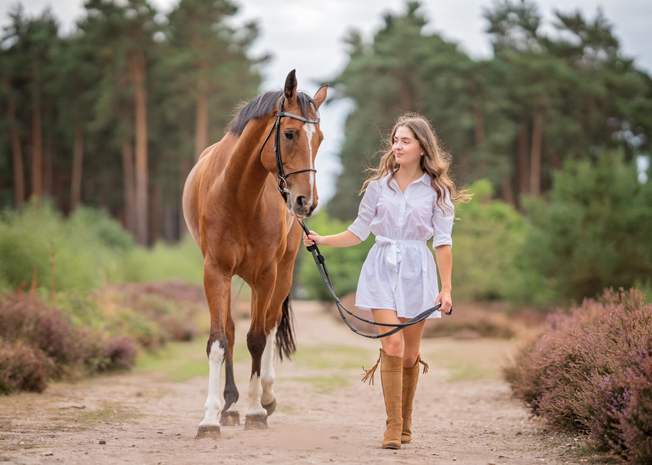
[226,90,318,136]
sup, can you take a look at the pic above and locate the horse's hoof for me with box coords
[244,414,268,430]
[262,399,276,416]
[220,410,240,426]
[195,425,220,439]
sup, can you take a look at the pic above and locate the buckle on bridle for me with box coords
[278,177,289,197]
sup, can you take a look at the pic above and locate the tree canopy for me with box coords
[326,0,651,220]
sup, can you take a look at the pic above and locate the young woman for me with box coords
[303,113,471,449]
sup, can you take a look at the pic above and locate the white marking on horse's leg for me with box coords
[261,326,278,406]
[225,403,238,412]
[199,341,224,426]
[302,123,316,205]
[246,374,267,417]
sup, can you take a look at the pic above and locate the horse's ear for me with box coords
[313,84,328,109]
[284,70,297,102]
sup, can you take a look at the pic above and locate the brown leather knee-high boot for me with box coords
[379,349,403,449]
[401,354,428,444]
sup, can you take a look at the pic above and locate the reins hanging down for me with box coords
[265,93,451,339]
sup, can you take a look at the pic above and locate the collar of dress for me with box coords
[387,171,431,187]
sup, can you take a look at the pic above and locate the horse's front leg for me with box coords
[260,256,297,417]
[196,263,231,439]
[220,305,240,426]
[244,267,276,430]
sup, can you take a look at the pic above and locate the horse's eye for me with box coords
[284,131,294,141]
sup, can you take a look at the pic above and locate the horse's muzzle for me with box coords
[293,196,316,218]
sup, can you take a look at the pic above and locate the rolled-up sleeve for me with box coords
[432,188,454,249]
[347,180,379,241]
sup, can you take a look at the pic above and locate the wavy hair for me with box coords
[361,113,472,214]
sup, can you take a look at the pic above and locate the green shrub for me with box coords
[0,202,204,292]
[451,180,539,303]
[521,150,652,304]
[117,234,204,284]
[0,200,128,291]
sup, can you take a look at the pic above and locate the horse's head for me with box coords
[260,70,328,218]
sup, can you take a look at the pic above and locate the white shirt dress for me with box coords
[347,172,454,319]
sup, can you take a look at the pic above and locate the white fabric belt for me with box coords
[375,236,427,272]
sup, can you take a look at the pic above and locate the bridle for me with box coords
[259,94,320,202]
[260,93,451,339]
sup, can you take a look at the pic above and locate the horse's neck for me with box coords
[221,118,275,211]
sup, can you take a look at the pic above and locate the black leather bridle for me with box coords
[263,93,451,339]
[259,94,320,202]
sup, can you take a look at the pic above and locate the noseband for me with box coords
[259,94,320,202]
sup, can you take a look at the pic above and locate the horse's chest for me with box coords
[233,216,293,265]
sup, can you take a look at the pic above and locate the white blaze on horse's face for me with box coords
[302,123,317,208]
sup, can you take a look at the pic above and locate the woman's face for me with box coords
[393,126,423,168]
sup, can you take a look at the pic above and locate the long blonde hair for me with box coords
[361,113,472,214]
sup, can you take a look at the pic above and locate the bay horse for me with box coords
[182,70,328,439]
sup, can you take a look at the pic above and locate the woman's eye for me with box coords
[284,131,294,141]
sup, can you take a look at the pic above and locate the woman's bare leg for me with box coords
[398,318,426,368]
[371,309,404,357]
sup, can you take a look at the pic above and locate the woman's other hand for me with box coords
[303,230,323,247]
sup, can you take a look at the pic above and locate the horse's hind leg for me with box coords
[220,306,240,426]
[196,265,231,440]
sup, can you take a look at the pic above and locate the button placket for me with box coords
[398,189,408,234]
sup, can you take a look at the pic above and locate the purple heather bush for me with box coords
[0,293,138,393]
[504,289,652,463]
[0,339,50,394]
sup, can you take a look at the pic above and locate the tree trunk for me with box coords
[472,95,487,175]
[517,120,530,197]
[43,134,53,196]
[530,106,543,196]
[31,61,43,200]
[149,182,161,245]
[179,156,190,238]
[121,138,136,235]
[131,49,149,246]
[501,175,515,205]
[195,74,209,160]
[473,101,486,146]
[71,123,84,211]
[6,83,25,207]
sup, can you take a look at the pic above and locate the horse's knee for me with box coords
[207,333,227,361]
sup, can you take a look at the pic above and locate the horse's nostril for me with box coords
[297,196,307,208]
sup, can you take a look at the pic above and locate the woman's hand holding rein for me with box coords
[302,230,362,248]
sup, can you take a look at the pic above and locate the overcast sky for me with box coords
[2,0,650,203]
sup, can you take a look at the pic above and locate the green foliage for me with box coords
[0,202,204,293]
[0,200,129,291]
[117,234,204,284]
[521,150,652,303]
[326,0,652,220]
[450,180,536,303]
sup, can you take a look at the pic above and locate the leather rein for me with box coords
[264,95,451,339]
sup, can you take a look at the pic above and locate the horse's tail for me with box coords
[275,294,297,361]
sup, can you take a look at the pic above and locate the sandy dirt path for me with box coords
[0,301,601,465]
